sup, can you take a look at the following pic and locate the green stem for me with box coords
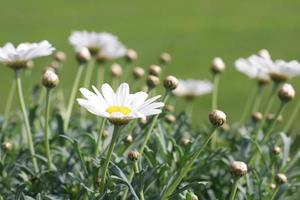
[15,70,38,173]
[99,125,122,193]
[283,100,300,133]
[81,59,96,120]
[64,64,85,132]
[270,187,278,200]
[2,80,16,130]
[212,74,220,110]
[229,179,239,200]
[97,64,105,88]
[94,119,106,158]
[133,162,145,200]
[161,128,216,200]
[44,89,53,170]
[121,91,170,200]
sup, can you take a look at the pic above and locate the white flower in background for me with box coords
[267,59,300,82]
[69,31,125,56]
[97,41,127,60]
[172,79,213,99]
[235,55,270,84]
[0,41,55,69]
[77,83,164,125]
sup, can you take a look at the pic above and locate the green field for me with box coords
[1,0,300,125]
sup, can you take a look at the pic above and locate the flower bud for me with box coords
[180,137,190,146]
[272,146,281,155]
[191,194,198,200]
[75,47,91,64]
[209,110,226,127]
[139,118,147,125]
[229,161,247,177]
[211,57,225,74]
[149,65,162,76]
[125,49,138,62]
[164,104,175,112]
[49,60,60,71]
[165,114,176,124]
[220,123,230,132]
[124,134,133,144]
[258,49,271,59]
[270,183,277,190]
[110,63,123,77]
[278,83,295,102]
[26,60,34,69]
[275,173,288,185]
[42,70,59,88]
[160,52,171,64]
[251,112,263,123]
[132,67,145,79]
[163,75,178,91]
[128,150,140,161]
[54,51,67,62]
[146,75,160,89]
[2,142,12,152]
[102,130,108,140]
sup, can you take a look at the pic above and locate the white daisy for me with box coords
[267,59,300,82]
[97,41,127,61]
[69,31,125,56]
[172,79,213,99]
[235,55,270,84]
[77,83,164,125]
[0,41,55,69]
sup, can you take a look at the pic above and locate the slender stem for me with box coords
[283,100,300,133]
[212,74,220,110]
[133,162,145,200]
[64,64,85,132]
[263,82,280,117]
[81,59,96,120]
[121,91,170,200]
[99,125,122,193]
[15,70,38,173]
[161,128,217,200]
[97,64,105,89]
[229,179,239,200]
[94,119,106,158]
[251,84,263,113]
[2,80,16,130]
[44,88,52,170]
[270,187,278,200]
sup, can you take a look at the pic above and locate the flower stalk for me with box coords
[94,119,106,158]
[229,178,239,200]
[2,80,16,130]
[212,74,220,110]
[283,100,300,133]
[44,88,53,170]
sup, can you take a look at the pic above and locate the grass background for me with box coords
[0,0,299,126]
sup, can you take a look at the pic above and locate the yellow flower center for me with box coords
[106,106,132,116]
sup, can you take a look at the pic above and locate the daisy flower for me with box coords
[77,83,164,125]
[97,41,127,61]
[0,41,55,69]
[267,59,300,82]
[235,55,270,84]
[172,79,213,99]
[69,31,125,56]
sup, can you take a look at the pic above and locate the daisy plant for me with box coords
[77,82,165,193]
[0,40,55,173]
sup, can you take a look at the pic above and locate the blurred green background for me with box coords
[0,0,300,126]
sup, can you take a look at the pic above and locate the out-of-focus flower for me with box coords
[211,57,225,74]
[0,41,55,70]
[125,49,138,62]
[229,161,248,177]
[268,59,300,82]
[172,79,213,99]
[132,67,145,79]
[110,63,123,77]
[209,110,226,127]
[77,83,164,125]
[160,52,171,64]
[97,41,127,61]
[278,83,295,102]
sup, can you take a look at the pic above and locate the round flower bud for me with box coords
[211,57,225,74]
[42,70,59,88]
[128,150,140,161]
[149,65,162,76]
[275,173,288,185]
[110,63,123,77]
[49,60,60,71]
[124,134,133,144]
[102,130,108,140]
[209,110,226,127]
[75,47,91,64]
[54,51,67,62]
[251,112,263,123]
[165,114,176,124]
[191,194,198,200]
[2,142,12,152]
[220,123,230,132]
[272,146,281,155]
[25,60,34,69]
[278,83,295,102]
[270,183,277,190]
[139,118,147,125]
[229,161,248,177]
[163,75,178,91]
[160,52,172,64]
[164,104,175,112]
[258,49,271,59]
[125,49,138,62]
[146,75,160,89]
[132,67,145,79]
[180,137,190,146]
